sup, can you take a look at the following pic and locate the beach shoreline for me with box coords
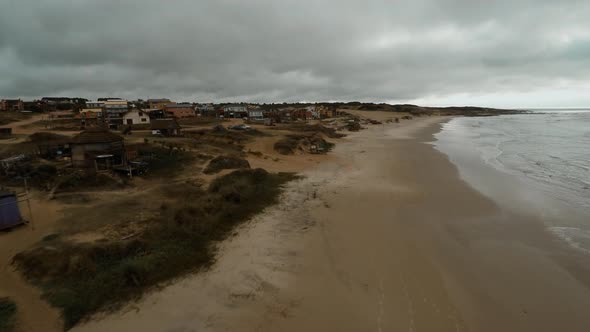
[73,115,590,332]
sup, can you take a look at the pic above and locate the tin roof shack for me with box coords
[70,128,126,171]
[151,119,181,136]
[0,191,24,230]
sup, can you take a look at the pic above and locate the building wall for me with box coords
[248,110,264,119]
[86,102,104,109]
[166,107,195,118]
[148,100,172,109]
[80,108,103,116]
[103,100,129,118]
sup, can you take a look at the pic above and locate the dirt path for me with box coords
[0,194,63,332]
[6,114,47,135]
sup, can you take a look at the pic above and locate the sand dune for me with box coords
[74,116,590,332]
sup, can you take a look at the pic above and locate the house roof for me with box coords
[124,109,147,116]
[71,128,124,144]
[151,119,181,130]
[165,103,193,109]
[0,191,16,199]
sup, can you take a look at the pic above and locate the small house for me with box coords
[0,191,23,230]
[151,119,181,136]
[123,109,151,125]
[70,128,126,170]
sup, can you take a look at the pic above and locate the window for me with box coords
[141,118,147,122]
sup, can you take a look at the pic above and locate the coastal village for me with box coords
[0,96,408,331]
[0,96,516,331]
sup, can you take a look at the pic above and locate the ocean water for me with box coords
[434,110,590,253]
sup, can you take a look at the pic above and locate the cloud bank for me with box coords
[1,0,590,107]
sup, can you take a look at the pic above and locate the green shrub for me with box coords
[13,169,297,329]
[0,298,17,332]
[203,155,250,174]
[274,136,303,155]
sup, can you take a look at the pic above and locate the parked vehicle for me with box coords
[228,124,252,131]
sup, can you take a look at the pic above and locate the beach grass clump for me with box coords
[273,124,344,139]
[137,145,196,177]
[274,135,304,155]
[12,168,297,330]
[0,298,17,332]
[203,155,251,174]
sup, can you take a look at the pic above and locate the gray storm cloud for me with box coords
[1,0,590,107]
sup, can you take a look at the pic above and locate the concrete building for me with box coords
[148,99,172,110]
[103,99,129,129]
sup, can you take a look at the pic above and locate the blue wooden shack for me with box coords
[0,191,23,230]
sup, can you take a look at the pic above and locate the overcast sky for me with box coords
[1,0,590,108]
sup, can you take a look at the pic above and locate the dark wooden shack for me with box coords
[70,128,126,170]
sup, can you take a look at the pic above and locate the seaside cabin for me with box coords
[151,119,181,136]
[70,128,126,171]
[0,191,24,230]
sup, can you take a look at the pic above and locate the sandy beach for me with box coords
[66,115,590,332]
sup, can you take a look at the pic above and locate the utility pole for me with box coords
[24,178,34,231]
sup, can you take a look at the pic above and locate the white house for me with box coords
[123,109,151,125]
[248,109,264,120]
[306,105,320,119]
[223,104,248,118]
